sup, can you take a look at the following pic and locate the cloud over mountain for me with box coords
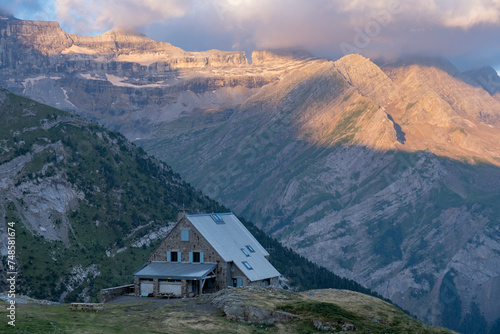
[5,0,500,69]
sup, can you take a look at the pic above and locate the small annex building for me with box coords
[133,212,280,297]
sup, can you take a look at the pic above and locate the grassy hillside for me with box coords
[0,288,455,334]
[0,89,387,305]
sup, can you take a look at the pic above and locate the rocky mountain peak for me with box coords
[89,28,163,46]
[464,66,500,96]
[0,16,72,55]
[101,28,147,37]
[67,28,186,57]
[384,55,461,77]
[334,54,400,106]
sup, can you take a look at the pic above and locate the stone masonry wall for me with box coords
[148,217,230,291]
[100,284,135,303]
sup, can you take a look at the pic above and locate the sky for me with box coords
[1,0,500,72]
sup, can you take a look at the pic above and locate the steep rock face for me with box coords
[334,54,400,106]
[381,59,500,166]
[464,66,500,103]
[383,58,500,127]
[0,17,247,67]
[251,49,313,66]
[0,17,73,56]
[0,17,293,139]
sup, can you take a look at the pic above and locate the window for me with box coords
[167,279,181,283]
[241,248,250,257]
[160,279,181,283]
[181,229,189,241]
[211,213,225,224]
[167,251,181,262]
[193,252,200,263]
[246,245,255,253]
[242,261,253,270]
[190,251,204,263]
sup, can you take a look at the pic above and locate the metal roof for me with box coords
[185,213,280,282]
[133,262,217,280]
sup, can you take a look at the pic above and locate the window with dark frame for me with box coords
[242,261,253,270]
[193,252,201,263]
[171,251,178,262]
[211,213,225,224]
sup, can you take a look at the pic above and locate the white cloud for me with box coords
[8,0,500,69]
[436,0,500,29]
[53,0,193,34]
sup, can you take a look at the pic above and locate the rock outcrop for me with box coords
[334,54,400,106]
[251,49,312,66]
[211,287,295,324]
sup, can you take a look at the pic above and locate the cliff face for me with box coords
[0,16,266,138]
[251,49,313,65]
[0,17,73,56]
[334,54,400,106]
[0,17,247,65]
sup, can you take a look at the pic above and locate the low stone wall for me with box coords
[100,284,135,303]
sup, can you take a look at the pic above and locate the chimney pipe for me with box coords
[177,209,186,221]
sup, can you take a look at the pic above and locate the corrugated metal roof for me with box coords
[133,262,217,280]
[186,213,281,282]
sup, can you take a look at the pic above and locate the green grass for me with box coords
[342,92,353,102]
[276,298,454,334]
[405,101,418,111]
[322,98,376,145]
[0,301,266,334]
[450,126,466,135]
[0,288,456,334]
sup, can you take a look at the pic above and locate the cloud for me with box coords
[53,0,193,34]
[8,0,500,70]
[1,0,54,21]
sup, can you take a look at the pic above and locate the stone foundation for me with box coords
[100,284,135,303]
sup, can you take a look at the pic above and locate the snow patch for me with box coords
[60,87,77,108]
[79,73,105,81]
[61,45,98,55]
[105,74,163,88]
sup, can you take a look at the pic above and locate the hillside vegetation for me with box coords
[0,89,383,305]
[0,287,455,334]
